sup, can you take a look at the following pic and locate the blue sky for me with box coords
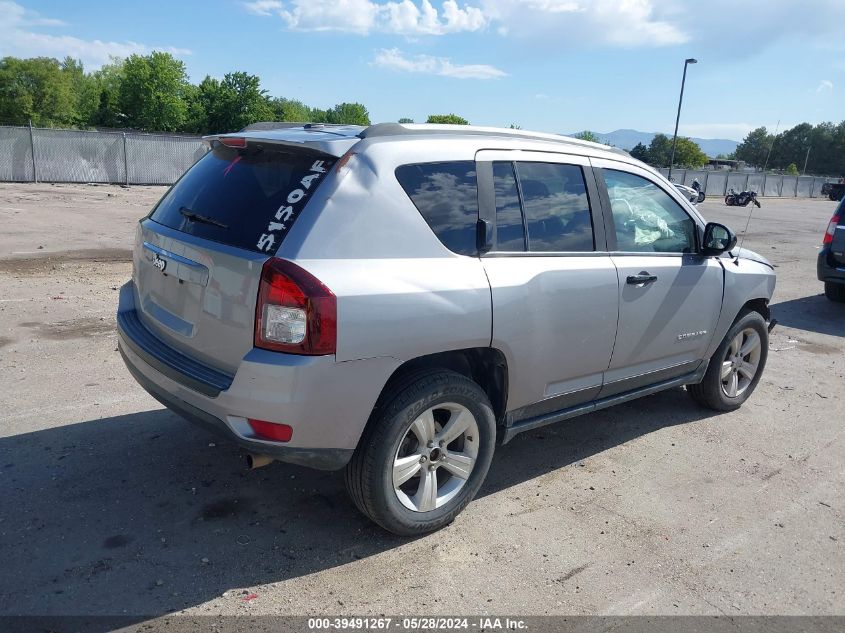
[2,0,843,140]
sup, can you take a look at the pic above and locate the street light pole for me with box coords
[668,58,697,181]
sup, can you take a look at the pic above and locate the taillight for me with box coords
[254,258,336,355]
[823,215,840,245]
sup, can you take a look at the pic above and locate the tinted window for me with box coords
[493,162,525,251]
[516,162,594,252]
[603,169,696,253]
[150,143,335,254]
[395,161,478,256]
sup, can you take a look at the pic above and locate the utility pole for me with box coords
[762,120,780,172]
[668,58,697,181]
[802,145,811,176]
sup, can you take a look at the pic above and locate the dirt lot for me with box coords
[0,183,842,619]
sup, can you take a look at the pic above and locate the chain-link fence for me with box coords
[1,124,841,194]
[656,168,837,199]
[0,125,208,185]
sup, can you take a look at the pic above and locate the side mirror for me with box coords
[702,222,737,255]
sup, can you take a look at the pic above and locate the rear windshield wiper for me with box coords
[179,207,228,229]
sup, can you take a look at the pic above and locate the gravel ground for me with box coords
[0,182,842,620]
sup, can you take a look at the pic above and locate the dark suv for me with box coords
[818,200,845,302]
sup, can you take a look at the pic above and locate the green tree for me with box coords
[119,52,191,131]
[785,163,799,175]
[326,102,370,125]
[426,114,469,125]
[398,117,414,124]
[769,123,813,171]
[672,137,708,168]
[734,127,773,169]
[269,98,313,123]
[646,133,673,167]
[572,130,599,142]
[60,57,99,127]
[509,123,521,129]
[629,142,649,162]
[88,58,125,128]
[0,56,79,126]
[196,72,274,133]
[310,108,329,123]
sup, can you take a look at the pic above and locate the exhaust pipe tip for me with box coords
[247,453,274,469]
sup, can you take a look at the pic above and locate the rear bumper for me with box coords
[117,281,401,470]
[817,248,845,285]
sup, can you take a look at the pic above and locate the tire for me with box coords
[345,370,496,536]
[825,282,845,303]
[725,196,734,206]
[697,191,706,204]
[688,310,768,412]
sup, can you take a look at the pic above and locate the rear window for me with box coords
[149,142,335,254]
[395,161,478,256]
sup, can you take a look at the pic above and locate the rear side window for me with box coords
[515,162,594,252]
[395,161,478,256]
[150,143,335,254]
[493,162,525,251]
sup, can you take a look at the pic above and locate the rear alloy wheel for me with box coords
[688,310,768,411]
[825,282,845,303]
[346,370,495,535]
[392,403,479,512]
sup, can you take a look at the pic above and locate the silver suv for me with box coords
[117,123,776,535]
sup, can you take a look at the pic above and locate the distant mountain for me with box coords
[566,129,740,158]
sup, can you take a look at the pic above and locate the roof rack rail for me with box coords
[357,122,629,156]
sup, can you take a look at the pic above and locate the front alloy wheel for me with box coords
[720,328,762,398]
[688,310,768,411]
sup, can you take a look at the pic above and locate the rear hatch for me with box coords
[133,138,338,374]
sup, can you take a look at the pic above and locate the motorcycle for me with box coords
[691,178,706,204]
[725,188,761,208]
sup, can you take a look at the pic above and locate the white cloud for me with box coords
[245,0,689,46]
[245,0,489,35]
[481,0,686,46]
[817,79,833,93]
[0,1,191,69]
[373,47,505,79]
[243,0,284,16]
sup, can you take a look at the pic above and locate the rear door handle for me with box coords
[626,272,658,285]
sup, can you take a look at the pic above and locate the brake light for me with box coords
[823,215,840,245]
[219,137,247,148]
[247,419,293,442]
[254,258,336,355]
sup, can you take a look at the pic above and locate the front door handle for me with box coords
[626,271,658,285]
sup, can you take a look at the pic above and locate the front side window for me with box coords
[395,161,478,256]
[603,169,696,253]
[515,162,594,252]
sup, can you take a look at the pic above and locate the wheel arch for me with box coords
[369,348,509,427]
[740,297,770,321]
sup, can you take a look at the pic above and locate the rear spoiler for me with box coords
[203,126,362,158]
